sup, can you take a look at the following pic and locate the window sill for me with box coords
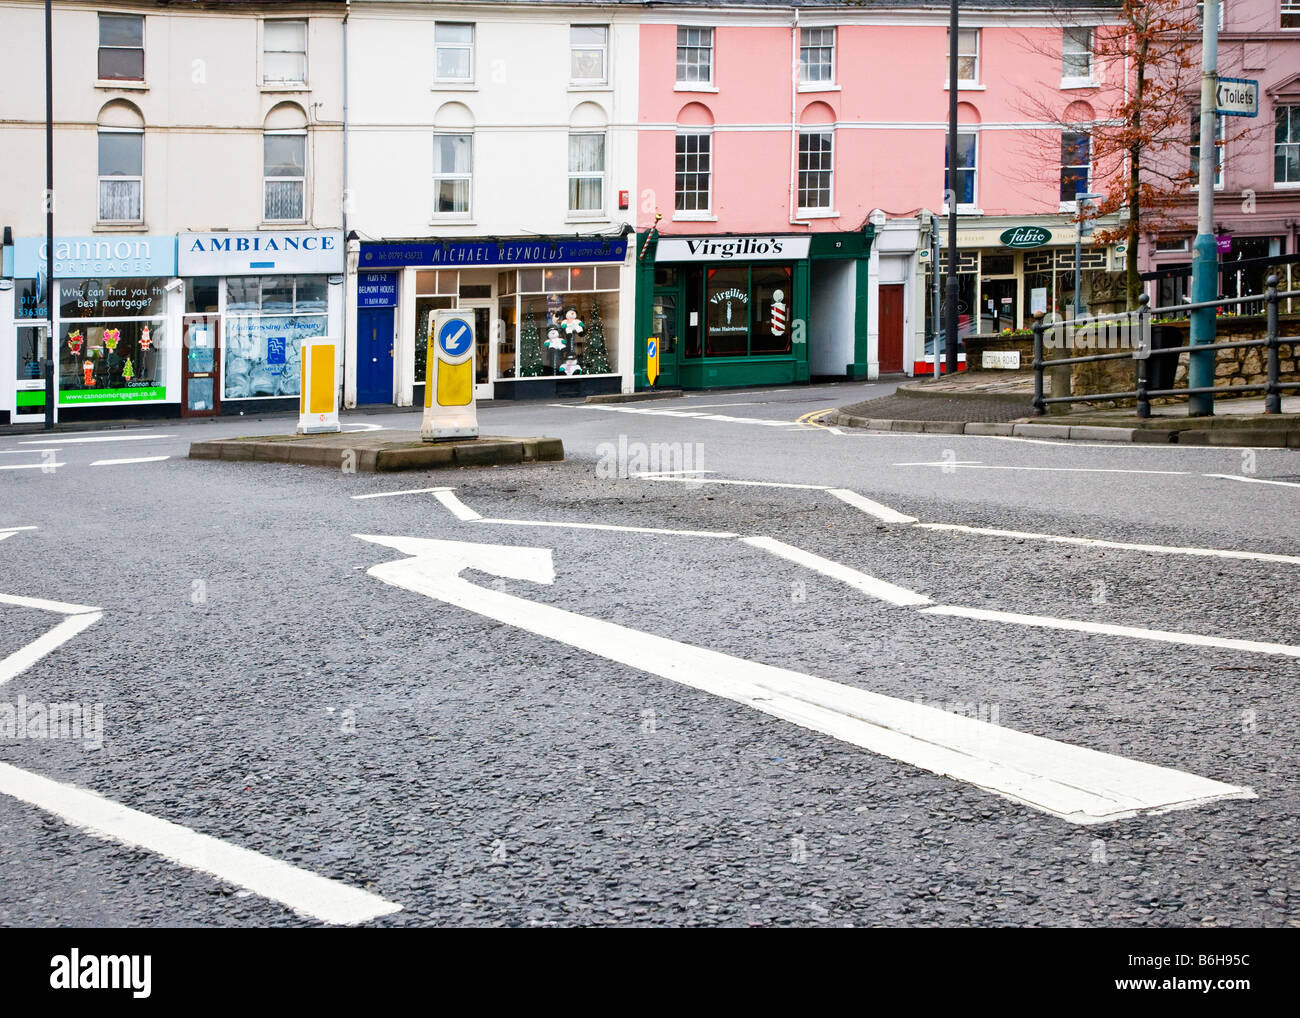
[94,79,148,91]
[568,83,612,92]
[941,206,984,216]
[261,220,308,228]
[672,212,717,222]
[260,82,311,92]
[797,210,839,219]
[428,218,476,226]
[1060,79,1098,90]
[565,215,611,225]
[93,222,147,231]
[431,82,478,91]
[674,84,718,93]
[942,82,985,91]
[797,83,840,93]
[1273,181,1300,189]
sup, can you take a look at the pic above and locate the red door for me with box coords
[879,284,905,374]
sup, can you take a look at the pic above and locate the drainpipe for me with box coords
[789,8,811,228]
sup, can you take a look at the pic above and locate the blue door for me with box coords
[357,306,394,404]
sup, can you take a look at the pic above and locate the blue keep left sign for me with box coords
[437,317,472,359]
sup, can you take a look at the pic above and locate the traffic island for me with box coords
[188,430,563,472]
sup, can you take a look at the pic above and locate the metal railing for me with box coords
[1032,275,1300,419]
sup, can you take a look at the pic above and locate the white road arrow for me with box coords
[358,534,1254,826]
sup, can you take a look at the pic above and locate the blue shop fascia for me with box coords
[355,233,633,404]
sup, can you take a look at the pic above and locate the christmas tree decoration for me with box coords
[102,328,120,352]
[122,357,135,382]
[67,330,83,356]
[580,298,612,374]
[519,309,545,377]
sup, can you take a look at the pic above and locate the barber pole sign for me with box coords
[770,289,787,336]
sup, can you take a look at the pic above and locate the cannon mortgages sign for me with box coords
[656,235,812,261]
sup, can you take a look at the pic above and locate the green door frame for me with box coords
[650,284,682,388]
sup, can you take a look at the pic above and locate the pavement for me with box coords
[1,377,1297,928]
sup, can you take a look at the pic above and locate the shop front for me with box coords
[924,217,1125,374]
[2,235,178,423]
[354,235,632,404]
[635,232,874,390]
[177,230,344,417]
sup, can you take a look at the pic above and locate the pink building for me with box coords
[634,0,1127,388]
[1142,1,1300,308]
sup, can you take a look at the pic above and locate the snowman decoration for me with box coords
[556,306,585,376]
[544,326,567,374]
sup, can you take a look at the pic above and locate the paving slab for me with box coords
[188,430,563,472]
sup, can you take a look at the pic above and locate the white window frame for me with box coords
[432,132,474,217]
[262,18,308,87]
[674,129,712,217]
[1061,27,1094,86]
[97,13,144,84]
[799,26,836,86]
[263,130,306,223]
[797,129,835,215]
[1284,1,1300,29]
[570,25,608,86]
[567,131,606,217]
[1276,105,1300,186]
[435,22,475,84]
[97,127,143,224]
[944,130,979,212]
[1191,109,1225,191]
[947,27,979,86]
[676,26,714,88]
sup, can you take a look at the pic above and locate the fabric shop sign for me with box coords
[360,238,628,268]
[179,231,344,275]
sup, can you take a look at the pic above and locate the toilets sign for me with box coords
[1215,77,1258,118]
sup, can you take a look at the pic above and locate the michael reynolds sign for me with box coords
[179,231,344,275]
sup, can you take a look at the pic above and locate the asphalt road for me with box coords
[1,380,1296,927]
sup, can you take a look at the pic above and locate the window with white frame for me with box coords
[1190,107,1224,189]
[800,27,835,84]
[944,131,977,206]
[433,133,473,214]
[947,27,979,83]
[1285,1,1300,28]
[435,22,474,82]
[1277,105,1300,184]
[798,130,834,211]
[675,131,711,211]
[676,27,713,85]
[571,25,608,84]
[1060,131,1091,201]
[568,132,605,214]
[263,19,307,85]
[1062,27,1092,82]
[98,129,143,222]
[98,13,144,81]
[263,132,306,220]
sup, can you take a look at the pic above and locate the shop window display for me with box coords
[57,277,168,403]
[223,275,327,399]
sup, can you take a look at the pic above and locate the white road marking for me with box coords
[741,536,932,607]
[90,456,170,467]
[0,462,63,472]
[0,613,103,688]
[20,433,173,445]
[0,526,37,543]
[634,469,714,477]
[894,461,1190,476]
[677,401,761,408]
[358,535,1252,825]
[632,474,831,490]
[919,523,1300,566]
[0,450,57,455]
[921,605,1300,658]
[434,490,483,521]
[827,488,918,524]
[558,404,802,428]
[0,761,402,925]
[1206,473,1300,489]
[477,518,738,538]
[342,422,386,433]
[350,486,455,500]
[0,591,100,615]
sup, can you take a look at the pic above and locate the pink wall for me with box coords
[638,20,1122,235]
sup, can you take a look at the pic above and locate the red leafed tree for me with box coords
[1017,1,1202,308]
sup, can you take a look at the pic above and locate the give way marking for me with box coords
[358,534,1254,826]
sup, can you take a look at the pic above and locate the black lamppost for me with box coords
[44,0,54,430]
[944,0,959,376]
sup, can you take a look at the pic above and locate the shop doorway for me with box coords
[181,317,220,417]
[651,290,681,388]
[13,324,50,423]
[462,301,494,400]
[878,284,905,374]
[356,306,395,404]
[980,278,1017,333]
